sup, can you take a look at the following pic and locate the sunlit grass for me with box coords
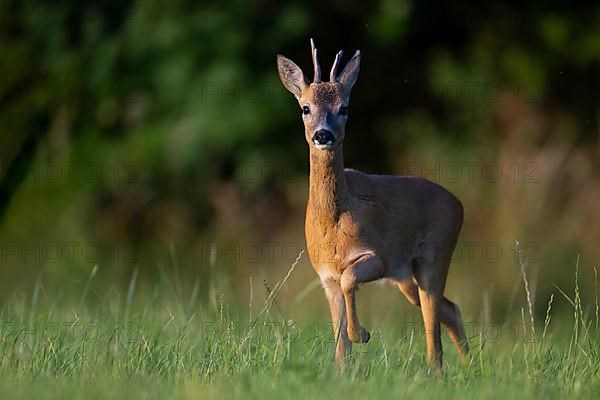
[0,255,598,399]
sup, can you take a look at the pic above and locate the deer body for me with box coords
[278,40,468,370]
[307,158,462,285]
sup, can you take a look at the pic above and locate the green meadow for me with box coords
[0,256,598,399]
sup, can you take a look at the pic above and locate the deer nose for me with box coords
[312,129,335,146]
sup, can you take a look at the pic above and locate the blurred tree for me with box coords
[0,0,598,311]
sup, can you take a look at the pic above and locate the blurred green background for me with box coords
[0,0,599,323]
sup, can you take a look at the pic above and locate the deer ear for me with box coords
[338,50,361,92]
[277,55,308,100]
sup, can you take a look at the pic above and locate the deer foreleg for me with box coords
[340,254,384,343]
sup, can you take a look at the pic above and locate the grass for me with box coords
[0,255,599,399]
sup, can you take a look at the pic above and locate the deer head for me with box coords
[277,39,361,151]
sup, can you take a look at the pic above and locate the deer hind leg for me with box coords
[393,278,468,360]
[394,277,420,306]
[322,279,352,364]
[416,281,443,371]
[340,255,385,343]
[412,256,447,371]
[441,297,469,361]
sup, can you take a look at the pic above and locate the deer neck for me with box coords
[308,143,348,225]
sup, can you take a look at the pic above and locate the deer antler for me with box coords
[310,38,321,83]
[330,50,344,82]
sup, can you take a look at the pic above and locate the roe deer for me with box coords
[276,39,469,370]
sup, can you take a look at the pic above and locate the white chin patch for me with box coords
[313,140,334,150]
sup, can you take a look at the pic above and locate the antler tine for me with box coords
[310,38,321,83]
[330,50,344,82]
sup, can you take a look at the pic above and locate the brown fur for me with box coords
[277,43,469,370]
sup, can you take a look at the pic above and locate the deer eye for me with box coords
[339,106,348,116]
[302,106,310,115]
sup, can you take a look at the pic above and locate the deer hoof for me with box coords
[349,327,370,343]
[363,330,370,343]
